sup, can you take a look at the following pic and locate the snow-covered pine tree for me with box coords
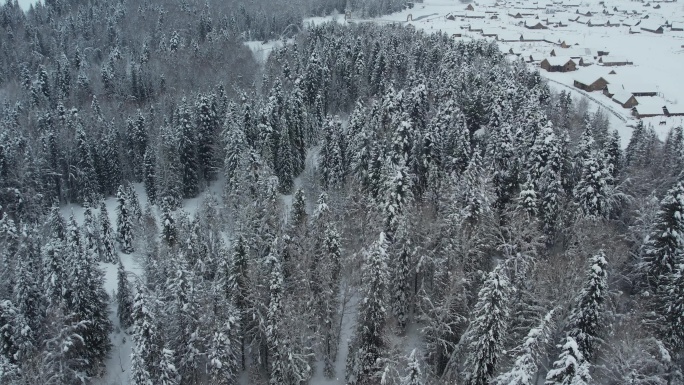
[195,93,219,181]
[605,130,622,180]
[157,123,183,209]
[464,266,511,385]
[320,116,345,190]
[266,240,286,385]
[223,103,247,193]
[347,232,390,385]
[126,182,143,226]
[392,220,413,331]
[13,241,42,333]
[276,119,295,193]
[401,349,424,385]
[160,198,177,248]
[64,214,112,376]
[116,185,134,253]
[286,79,307,173]
[0,300,32,368]
[158,346,180,385]
[131,283,161,382]
[207,309,241,385]
[641,182,684,290]
[290,188,307,228]
[74,126,101,206]
[227,233,250,370]
[494,309,556,385]
[39,308,90,384]
[143,146,157,205]
[116,258,134,329]
[382,159,413,242]
[568,251,608,360]
[662,125,684,179]
[573,149,615,219]
[99,201,116,263]
[490,122,520,212]
[544,337,591,385]
[178,98,200,198]
[82,207,100,263]
[167,253,200,383]
[662,260,684,351]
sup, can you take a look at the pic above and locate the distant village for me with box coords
[440,0,684,120]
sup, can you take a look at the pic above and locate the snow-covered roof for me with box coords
[640,20,665,31]
[464,11,487,18]
[497,32,524,41]
[561,47,595,57]
[666,104,684,114]
[574,72,607,86]
[544,56,575,66]
[608,82,658,95]
[588,18,608,26]
[612,91,635,105]
[600,56,631,64]
[634,100,665,115]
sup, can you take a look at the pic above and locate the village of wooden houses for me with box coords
[393,0,684,133]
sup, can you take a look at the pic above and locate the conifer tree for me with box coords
[642,182,684,290]
[574,150,614,219]
[568,251,608,360]
[382,160,413,241]
[116,185,134,253]
[494,309,555,385]
[178,99,200,198]
[116,258,134,329]
[464,266,511,385]
[196,93,219,181]
[392,221,413,331]
[75,126,101,205]
[347,233,390,385]
[158,346,180,385]
[545,337,591,385]
[290,188,307,228]
[207,311,241,385]
[143,146,157,205]
[131,283,160,382]
[161,198,177,248]
[320,116,345,189]
[662,261,684,351]
[227,234,250,370]
[99,201,116,263]
[82,207,100,262]
[401,349,424,385]
[223,105,247,192]
[126,182,143,226]
[276,120,295,193]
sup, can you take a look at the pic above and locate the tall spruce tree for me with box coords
[347,233,390,385]
[641,182,684,290]
[545,337,591,385]
[568,251,608,360]
[116,185,134,253]
[464,266,511,385]
[99,201,116,263]
[116,258,134,329]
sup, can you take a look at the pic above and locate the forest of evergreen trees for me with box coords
[1,0,684,384]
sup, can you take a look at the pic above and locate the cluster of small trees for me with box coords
[1,1,684,384]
